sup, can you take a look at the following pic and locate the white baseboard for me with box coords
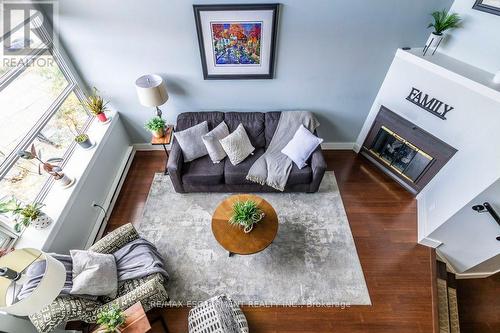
[133,142,355,151]
[85,146,135,247]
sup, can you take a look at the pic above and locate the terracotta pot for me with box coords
[96,112,108,122]
[152,128,165,138]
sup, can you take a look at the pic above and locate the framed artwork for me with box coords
[473,0,500,15]
[193,4,279,80]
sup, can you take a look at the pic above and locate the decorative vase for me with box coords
[31,213,52,230]
[423,32,444,56]
[242,212,265,233]
[96,112,108,122]
[152,127,165,138]
[243,224,254,233]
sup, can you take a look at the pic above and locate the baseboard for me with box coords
[85,146,135,247]
[133,142,356,151]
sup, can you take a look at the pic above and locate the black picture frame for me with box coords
[193,4,279,80]
[473,0,500,16]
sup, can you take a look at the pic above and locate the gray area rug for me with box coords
[139,171,370,306]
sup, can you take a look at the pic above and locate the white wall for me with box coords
[440,0,500,73]
[431,179,500,273]
[53,0,452,144]
[356,49,500,273]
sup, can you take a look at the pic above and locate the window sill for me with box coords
[14,111,120,251]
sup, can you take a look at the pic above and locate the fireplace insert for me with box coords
[361,106,457,194]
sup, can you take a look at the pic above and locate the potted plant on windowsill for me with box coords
[83,87,109,123]
[0,197,51,232]
[17,144,74,188]
[423,9,461,56]
[229,200,265,233]
[144,116,166,138]
[63,108,94,149]
[96,306,127,333]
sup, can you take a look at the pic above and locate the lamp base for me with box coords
[155,106,162,118]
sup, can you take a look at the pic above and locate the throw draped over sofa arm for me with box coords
[29,223,169,333]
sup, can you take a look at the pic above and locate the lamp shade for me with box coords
[135,74,168,107]
[0,248,65,316]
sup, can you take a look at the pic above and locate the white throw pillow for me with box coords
[174,121,209,162]
[202,121,230,163]
[70,250,118,297]
[281,125,323,169]
[219,124,255,166]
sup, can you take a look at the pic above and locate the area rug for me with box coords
[138,171,371,306]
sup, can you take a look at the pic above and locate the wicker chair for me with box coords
[29,223,169,333]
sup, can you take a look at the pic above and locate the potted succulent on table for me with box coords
[229,200,265,233]
[96,306,127,333]
[423,9,461,56]
[64,109,94,149]
[17,144,74,188]
[0,197,50,232]
[144,116,166,138]
[83,87,109,123]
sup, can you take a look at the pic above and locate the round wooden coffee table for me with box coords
[211,194,278,257]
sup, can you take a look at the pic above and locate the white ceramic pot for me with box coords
[423,32,445,56]
[32,213,52,230]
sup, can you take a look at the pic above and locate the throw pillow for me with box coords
[174,121,209,162]
[70,250,118,297]
[281,125,323,169]
[219,123,255,166]
[202,121,230,163]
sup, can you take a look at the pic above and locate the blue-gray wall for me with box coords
[55,0,452,144]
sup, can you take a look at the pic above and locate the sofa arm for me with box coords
[167,138,185,193]
[309,146,327,193]
[89,223,139,254]
[97,273,169,319]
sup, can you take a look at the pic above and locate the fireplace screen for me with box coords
[370,126,433,182]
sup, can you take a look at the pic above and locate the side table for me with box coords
[151,125,173,175]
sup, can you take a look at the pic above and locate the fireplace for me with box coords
[361,106,457,194]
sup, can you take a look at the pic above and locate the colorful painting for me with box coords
[211,22,262,66]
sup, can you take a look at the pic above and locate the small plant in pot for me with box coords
[74,133,93,149]
[144,116,166,138]
[423,10,461,55]
[96,306,127,333]
[0,197,50,232]
[17,144,74,188]
[83,87,109,123]
[229,200,265,233]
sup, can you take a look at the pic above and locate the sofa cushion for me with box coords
[224,112,265,148]
[282,125,324,169]
[220,124,255,166]
[224,148,265,184]
[174,121,209,162]
[287,164,313,185]
[264,112,281,148]
[202,121,230,163]
[177,112,224,131]
[182,155,225,186]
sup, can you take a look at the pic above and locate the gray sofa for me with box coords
[167,111,326,193]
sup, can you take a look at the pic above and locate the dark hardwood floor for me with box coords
[104,150,498,333]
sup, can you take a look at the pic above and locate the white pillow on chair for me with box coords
[281,125,323,169]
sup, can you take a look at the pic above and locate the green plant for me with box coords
[74,133,89,143]
[144,116,166,132]
[0,197,44,232]
[96,306,126,333]
[83,87,109,115]
[229,200,263,228]
[17,144,64,179]
[428,10,461,35]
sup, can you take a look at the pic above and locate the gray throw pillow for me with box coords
[70,250,117,297]
[219,123,255,166]
[174,121,209,162]
[202,121,230,163]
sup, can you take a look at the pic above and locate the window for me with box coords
[0,10,91,204]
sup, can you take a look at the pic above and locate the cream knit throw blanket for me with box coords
[246,111,320,191]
